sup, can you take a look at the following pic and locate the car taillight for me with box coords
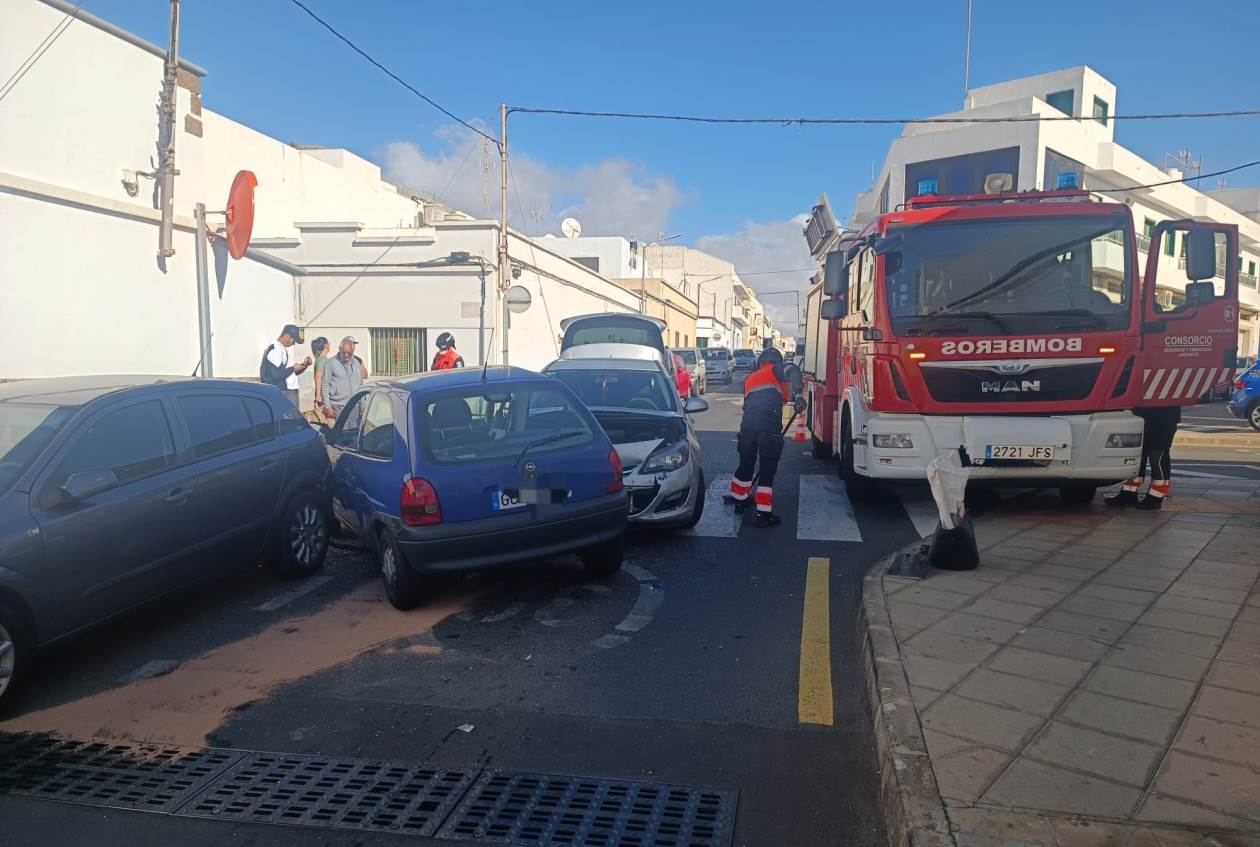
[401,478,442,526]
[607,448,624,493]
[1236,380,1245,390]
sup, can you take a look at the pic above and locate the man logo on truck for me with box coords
[981,379,1042,394]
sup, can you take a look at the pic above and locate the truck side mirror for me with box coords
[823,251,848,298]
[820,300,846,321]
[1184,229,1218,282]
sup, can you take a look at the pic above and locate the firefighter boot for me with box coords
[1105,478,1142,506]
[1137,481,1170,510]
[754,512,782,528]
[721,495,747,513]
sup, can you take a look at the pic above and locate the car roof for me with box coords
[376,366,550,393]
[558,343,664,363]
[0,374,199,406]
[559,313,667,333]
[546,357,663,373]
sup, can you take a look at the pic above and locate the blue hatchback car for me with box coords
[327,367,629,609]
[1228,364,1260,432]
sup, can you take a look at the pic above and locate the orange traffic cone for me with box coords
[793,414,808,442]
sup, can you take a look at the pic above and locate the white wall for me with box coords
[538,235,643,279]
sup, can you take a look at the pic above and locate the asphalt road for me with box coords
[0,379,927,847]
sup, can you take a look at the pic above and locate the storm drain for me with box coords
[439,770,736,847]
[177,751,475,837]
[0,731,244,812]
[0,733,737,845]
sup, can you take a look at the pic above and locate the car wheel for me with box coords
[266,488,329,578]
[839,416,876,501]
[581,534,624,578]
[1059,484,1097,504]
[683,471,706,529]
[1249,401,1260,432]
[379,527,426,610]
[0,600,28,711]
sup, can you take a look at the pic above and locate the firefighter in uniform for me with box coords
[724,348,804,527]
[431,332,465,370]
[1104,406,1181,509]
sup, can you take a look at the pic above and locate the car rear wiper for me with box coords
[513,429,585,467]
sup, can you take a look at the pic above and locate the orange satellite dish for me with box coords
[225,170,257,260]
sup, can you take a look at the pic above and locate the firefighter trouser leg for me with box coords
[732,410,783,512]
[1144,417,1177,501]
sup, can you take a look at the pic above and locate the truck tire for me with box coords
[0,599,28,711]
[839,415,877,501]
[1059,484,1097,504]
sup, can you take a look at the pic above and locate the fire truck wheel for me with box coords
[811,434,832,460]
[1058,484,1097,504]
[839,415,877,501]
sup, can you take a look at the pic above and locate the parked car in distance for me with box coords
[544,357,708,529]
[673,348,707,395]
[0,376,331,708]
[326,367,629,610]
[732,348,757,371]
[1228,364,1260,431]
[704,348,734,384]
[1203,356,1258,402]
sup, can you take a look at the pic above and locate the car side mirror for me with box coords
[62,469,119,501]
[820,299,846,321]
[1183,229,1218,282]
[683,397,709,414]
[822,250,848,297]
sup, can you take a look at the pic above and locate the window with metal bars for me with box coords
[369,328,426,377]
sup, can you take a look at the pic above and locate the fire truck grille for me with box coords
[922,362,1102,404]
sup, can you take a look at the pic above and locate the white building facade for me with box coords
[850,66,1260,358]
[647,245,778,351]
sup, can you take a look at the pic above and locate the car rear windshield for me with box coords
[420,385,594,464]
[734,349,754,357]
[676,350,697,365]
[0,403,76,494]
[705,350,729,360]
[548,369,674,412]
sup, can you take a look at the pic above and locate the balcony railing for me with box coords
[1136,234,1151,252]
[1099,230,1126,247]
[1242,271,1259,290]
[1176,256,1228,279]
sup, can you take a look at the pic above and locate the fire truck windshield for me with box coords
[885,215,1131,336]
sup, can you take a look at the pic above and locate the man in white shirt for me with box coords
[260,324,312,409]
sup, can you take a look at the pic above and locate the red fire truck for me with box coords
[800,190,1240,501]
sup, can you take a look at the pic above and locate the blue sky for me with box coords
[79,0,1260,323]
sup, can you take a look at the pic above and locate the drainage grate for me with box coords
[439,770,738,847]
[177,751,476,837]
[0,732,244,812]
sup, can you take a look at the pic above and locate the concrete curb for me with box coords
[860,549,955,847]
[1174,429,1260,447]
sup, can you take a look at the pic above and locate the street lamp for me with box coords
[639,233,682,315]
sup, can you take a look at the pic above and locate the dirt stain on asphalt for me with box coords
[0,583,473,746]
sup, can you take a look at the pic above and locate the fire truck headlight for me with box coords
[872,433,915,449]
[1105,433,1143,448]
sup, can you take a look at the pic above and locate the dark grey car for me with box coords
[0,376,331,708]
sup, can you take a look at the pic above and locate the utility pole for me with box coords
[498,103,510,366]
[157,0,180,259]
[193,203,213,376]
[963,0,973,105]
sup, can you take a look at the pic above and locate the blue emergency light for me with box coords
[917,178,938,196]
[1056,172,1079,189]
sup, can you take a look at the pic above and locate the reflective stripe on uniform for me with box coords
[1122,477,1143,493]
[1147,480,1171,499]
[754,486,773,513]
[729,477,752,501]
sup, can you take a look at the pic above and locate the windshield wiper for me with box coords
[911,310,1013,334]
[514,429,584,467]
[1033,308,1109,330]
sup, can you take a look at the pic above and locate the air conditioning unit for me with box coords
[422,205,447,225]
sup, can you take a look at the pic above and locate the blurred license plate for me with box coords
[984,445,1054,460]
[491,490,526,511]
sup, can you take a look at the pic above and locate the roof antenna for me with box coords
[481,329,495,382]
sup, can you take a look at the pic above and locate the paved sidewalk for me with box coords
[879,484,1260,845]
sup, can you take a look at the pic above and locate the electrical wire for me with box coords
[509,105,1260,127]
[1089,160,1260,194]
[0,6,79,105]
[287,0,497,145]
[301,228,426,328]
[434,136,481,202]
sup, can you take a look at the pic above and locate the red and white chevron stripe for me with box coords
[1141,367,1225,401]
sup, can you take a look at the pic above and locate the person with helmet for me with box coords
[431,332,464,370]
[723,347,805,527]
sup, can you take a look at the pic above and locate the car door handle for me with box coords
[164,486,193,504]
[259,458,284,472]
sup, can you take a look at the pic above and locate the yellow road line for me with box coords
[798,556,834,726]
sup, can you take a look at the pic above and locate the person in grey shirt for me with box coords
[322,337,365,418]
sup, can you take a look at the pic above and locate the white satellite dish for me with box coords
[561,217,582,239]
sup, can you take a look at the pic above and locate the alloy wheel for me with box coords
[289,504,328,566]
[0,625,15,700]
[1251,404,1260,430]
[381,543,397,587]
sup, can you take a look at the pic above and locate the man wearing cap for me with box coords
[322,336,365,419]
[260,324,312,409]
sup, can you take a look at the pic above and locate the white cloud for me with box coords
[380,128,686,239]
[695,215,814,335]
